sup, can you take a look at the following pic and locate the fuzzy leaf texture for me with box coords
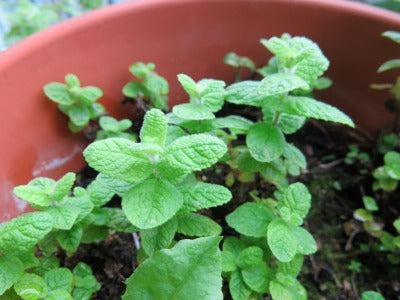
[140,109,167,147]
[281,96,354,127]
[122,178,183,229]
[176,213,222,236]
[0,255,24,295]
[122,236,223,300]
[267,219,297,262]
[140,218,177,256]
[259,73,309,96]
[14,273,48,300]
[279,182,311,219]
[0,212,53,255]
[158,134,227,183]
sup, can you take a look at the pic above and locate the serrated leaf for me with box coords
[226,203,273,238]
[292,227,317,255]
[13,185,50,208]
[179,181,232,213]
[242,263,271,293]
[237,246,264,269]
[158,134,227,183]
[0,255,24,295]
[0,212,53,255]
[122,236,223,300]
[247,122,286,162]
[141,217,177,256]
[46,203,80,230]
[122,178,183,229]
[86,179,114,207]
[43,268,73,293]
[267,219,297,262]
[263,108,306,134]
[259,73,309,97]
[140,109,167,147]
[281,96,354,127]
[51,173,75,202]
[44,83,73,105]
[94,173,133,197]
[229,271,252,300]
[172,103,215,121]
[177,213,222,236]
[14,273,48,300]
[56,225,82,252]
[226,81,268,107]
[279,183,311,219]
[83,138,153,183]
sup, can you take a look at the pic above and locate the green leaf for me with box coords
[65,74,80,88]
[68,106,90,127]
[226,202,273,238]
[158,134,227,183]
[56,225,82,252]
[281,96,354,127]
[172,103,215,121]
[177,213,222,236]
[292,227,317,255]
[122,81,148,98]
[43,268,73,293]
[237,150,268,173]
[222,237,246,272]
[394,218,400,234]
[93,173,132,197]
[141,217,177,256]
[122,178,183,229]
[354,208,373,222]
[44,83,73,105]
[283,144,307,169]
[140,109,167,147]
[46,203,80,230]
[362,291,385,300]
[78,86,103,104]
[73,263,100,300]
[86,179,114,207]
[51,172,75,202]
[237,246,264,269]
[16,250,40,269]
[263,108,306,134]
[384,151,400,179]
[229,271,252,300]
[226,81,269,107]
[129,62,154,78]
[0,212,53,255]
[279,183,311,219]
[246,122,286,162]
[378,59,400,73]
[177,74,199,97]
[105,208,138,233]
[382,30,400,44]
[267,219,297,262]
[242,263,271,293]
[212,115,253,133]
[269,279,307,300]
[83,138,153,183]
[179,182,232,213]
[363,196,378,211]
[13,185,50,208]
[278,254,304,276]
[0,255,24,295]
[14,274,48,300]
[122,236,223,300]
[224,52,256,70]
[144,74,169,94]
[259,73,309,97]
[45,290,73,300]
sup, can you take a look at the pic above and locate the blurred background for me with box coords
[0,0,399,51]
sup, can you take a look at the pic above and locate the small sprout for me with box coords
[96,116,136,141]
[348,260,362,273]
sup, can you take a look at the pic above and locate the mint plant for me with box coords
[96,116,136,141]
[44,74,105,132]
[122,62,169,110]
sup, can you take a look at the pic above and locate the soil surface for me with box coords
[57,98,400,299]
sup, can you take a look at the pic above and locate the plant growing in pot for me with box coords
[0,30,392,299]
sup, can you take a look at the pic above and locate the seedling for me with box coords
[122,62,169,110]
[96,116,136,141]
[44,73,105,132]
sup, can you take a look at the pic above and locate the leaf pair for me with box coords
[96,116,136,141]
[44,74,105,132]
[84,109,229,229]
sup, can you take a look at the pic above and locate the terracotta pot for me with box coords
[0,0,399,222]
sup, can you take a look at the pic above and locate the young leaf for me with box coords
[43,268,73,293]
[281,96,354,127]
[283,144,307,169]
[141,218,177,256]
[67,106,90,127]
[278,254,304,276]
[122,236,223,300]
[226,203,274,238]
[83,138,153,182]
[236,246,264,269]
[122,178,183,229]
[56,225,83,252]
[172,103,215,120]
[222,237,246,272]
[362,196,378,211]
[14,273,48,300]
[140,109,167,147]
[263,108,306,134]
[177,74,198,97]
[158,134,227,183]
[224,52,256,71]
[65,74,80,88]
[51,172,75,202]
[226,81,269,107]
[0,212,53,255]
[104,208,138,233]
[259,73,309,97]
[43,83,73,105]
[13,185,50,208]
[267,219,297,262]
[0,255,24,295]
[292,227,317,255]
[241,263,271,293]
[229,271,252,300]
[46,203,80,230]
[179,182,232,213]
[73,263,100,300]
[246,122,286,162]
[279,182,311,219]
[176,213,222,236]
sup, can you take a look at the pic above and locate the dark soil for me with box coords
[56,97,400,299]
